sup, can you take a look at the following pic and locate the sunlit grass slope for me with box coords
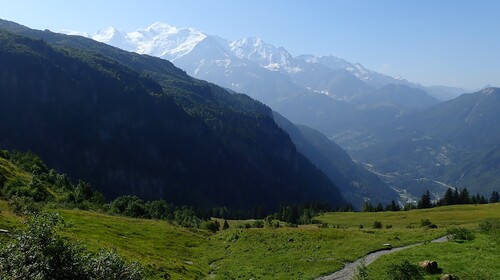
[367,216,499,279]
[1,203,498,279]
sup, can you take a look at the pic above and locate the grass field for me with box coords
[366,228,499,279]
[0,202,499,279]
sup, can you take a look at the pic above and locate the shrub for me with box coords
[373,220,383,229]
[386,259,423,280]
[264,216,273,227]
[7,196,41,215]
[2,177,49,202]
[200,220,220,233]
[173,207,201,228]
[222,220,229,230]
[252,220,264,228]
[420,219,432,227]
[479,218,499,234]
[446,227,475,242]
[0,212,143,279]
[420,219,437,228]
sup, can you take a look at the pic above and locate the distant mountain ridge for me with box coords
[77,22,500,202]
[341,87,500,197]
[74,22,463,102]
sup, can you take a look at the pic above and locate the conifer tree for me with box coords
[490,191,500,203]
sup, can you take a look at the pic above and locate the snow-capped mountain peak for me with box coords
[91,26,131,50]
[92,26,120,42]
[71,22,462,101]
[230,37,296,72]
[88,22,207,61]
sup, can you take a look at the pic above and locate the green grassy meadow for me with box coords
[367,228,499,279]
[0,203,499,279]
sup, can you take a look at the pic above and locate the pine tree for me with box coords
[459,188,470,204]
[490,191,500,203]
[470,193,478,204]
[418,190,431,209]
[452,189,460,204]
[362,201,373,212]
[440,188,454,205]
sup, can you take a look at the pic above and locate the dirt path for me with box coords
[315,235,449,280]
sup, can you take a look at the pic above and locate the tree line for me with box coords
[362,187,499,212]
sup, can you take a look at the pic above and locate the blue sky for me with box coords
[1,0,499,89]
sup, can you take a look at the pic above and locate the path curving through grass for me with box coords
[315,235,449,280]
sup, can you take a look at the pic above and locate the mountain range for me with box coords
[81,22,465,102]
[79,22,499,200]
[0,21,351,211]
[0,22,352,211]
[2,19,498,206]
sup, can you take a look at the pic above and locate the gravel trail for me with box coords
[315,235,449,280]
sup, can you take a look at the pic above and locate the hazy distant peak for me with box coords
[479,87,500,95]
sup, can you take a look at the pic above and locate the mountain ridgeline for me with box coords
[0,22,346,211]
[343,87,500,197]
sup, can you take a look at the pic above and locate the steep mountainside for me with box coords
[344,88,500,196]
[0,24,346,210]
[273,113,398,208]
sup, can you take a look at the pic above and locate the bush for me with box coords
[200,220,220,233]
[2,177,49,202]
[420,219,432,227]
[447,227,475,242]
[173,207,202,228]
[420,219,437,228]
[222,220,229,230]
[0,212,143,279]
[252,220,264,228]
[386,259,423,280]
[373,220,383,229]
[109,195,147,218]
[479,218,499,234]
[7,196,41,215]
